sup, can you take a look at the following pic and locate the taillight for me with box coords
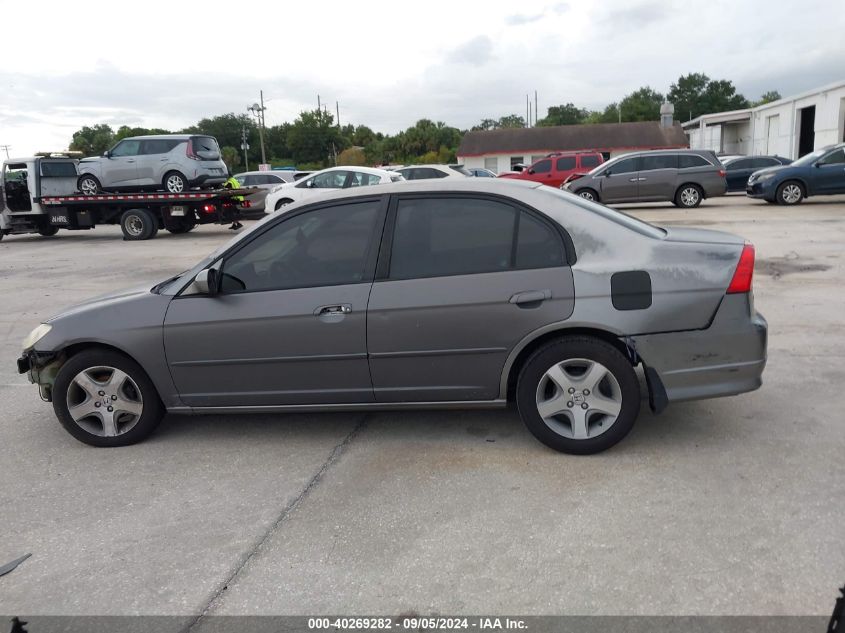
[727,243,755,294]
[718,169,727,177]
[186,139,199,160]
[202,204,216,213]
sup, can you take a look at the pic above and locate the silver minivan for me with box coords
[77,135,227,194]
[563,149,727,208]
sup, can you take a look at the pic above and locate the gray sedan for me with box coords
[18,180,767,454]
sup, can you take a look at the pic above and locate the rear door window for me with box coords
[639,154,678,171]
[555,156,576,171]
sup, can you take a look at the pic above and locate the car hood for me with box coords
[661,226,746,245]
[79,156,102,163]
[750,165,790,179]
[47,284,158,322]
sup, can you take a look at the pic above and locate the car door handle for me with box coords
[629,177,638,182]
[510,290,551,305]
[638,177,647,181]
[126,159,135,163]
[314,304,352,316]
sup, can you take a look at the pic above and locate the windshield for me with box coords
[588,153,628,176]
[792,148,829,167]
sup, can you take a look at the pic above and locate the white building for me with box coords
[683,79,845,158]
[457,121,688,174]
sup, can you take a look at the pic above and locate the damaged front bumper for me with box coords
[17,349,60,401]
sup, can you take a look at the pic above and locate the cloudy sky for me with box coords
[1,0,843,156]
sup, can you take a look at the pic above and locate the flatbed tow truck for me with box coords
[1,153,258,241]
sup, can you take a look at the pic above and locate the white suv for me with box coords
[264,166,404,212]
[77,135,228,194]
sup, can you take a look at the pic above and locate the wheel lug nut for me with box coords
[583,389,590,395]
[94,402,101,408]
[111,395,117,400]
[567,401,573,408]
[107,406,113,412]
[98,390,105,396]
[581,403,589,409]
[568,388,575,394]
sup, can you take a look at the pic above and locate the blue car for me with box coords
[747,143,845,204]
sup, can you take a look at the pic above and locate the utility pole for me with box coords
[336,101,340,128]
[0,145,10,159]
[526,94,529,127]
[535,90,538,124]
[248,93,267,166]
[240,126,249,171]
[317,94,321,112]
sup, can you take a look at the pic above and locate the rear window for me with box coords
[555,156,576,171]
[580,155,600,168]
[542,187,667,239]
[449,165,471,176]
[678,154,711,169]
[40,162,77,178]
[192,136,220,154]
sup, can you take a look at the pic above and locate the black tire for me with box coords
[38,225,59,237]
[516,336,640,454]
[576,188,599,202]
[52,349,164,447]
[274,198,294,211]
[163,171,188,193]
[120,208,158,240]
[674,183,703,208]
[77,174,101,195]
[775,180,804,205]
[165,217,196,234]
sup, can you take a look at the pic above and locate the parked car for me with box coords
[746,143,845,204]
[263,166,403,212]
[18,179,767,455]
[233,171,299,214]
[717,154,746,164]
[77,135,227,194]
[563,149,727,207]
[722,156,792,192]
[467,167,497,178]
[396,164,470,180]
[498,152,604,188]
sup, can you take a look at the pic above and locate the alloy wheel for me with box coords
[65,366,144,437]
[781,183,802,204]
[535,358,623,440]
[680,187,700,207]
[166,175,185,193]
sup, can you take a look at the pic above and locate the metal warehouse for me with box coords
[684,79,845,158]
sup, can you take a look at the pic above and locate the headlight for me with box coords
[21,323,52,351]
[754,172,776,182]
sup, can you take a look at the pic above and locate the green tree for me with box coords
[618,86,664,122]
[668,73,749,121]
[265,122,291,162]
[69,124,115,156]
[538,103,587,126]
[338,147,367,166]
[220,146,240,173]
[287,109,344,166]
[114,125,171,141]
[496,114,526,128]
[753,90,781,106]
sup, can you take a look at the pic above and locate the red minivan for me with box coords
[498,152,604,188]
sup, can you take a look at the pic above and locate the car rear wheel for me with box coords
[120,208,159,240]
[516,336,640,454]
[577,188,599,202]
[274,198,294,211]
[674,184,703,208]
[163,171,188,193]
[52,349,164,447]
[77,175,101,195]
[776,181,804,205]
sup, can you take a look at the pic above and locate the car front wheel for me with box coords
[516,336,640,454]
[776,181,804,205]
[78,175,101,195]
[274,198,294,211]
[577,188,599,202]
[52,349,164,447]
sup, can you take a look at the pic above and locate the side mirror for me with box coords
[103,151,111,158]
[813,162,822,168]
[527,169,535,175]
[306,180,316,188]
[194,268,220,296]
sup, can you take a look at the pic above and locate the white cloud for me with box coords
[0,0,843,155]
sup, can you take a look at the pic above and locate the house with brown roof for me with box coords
[457,120,689,174]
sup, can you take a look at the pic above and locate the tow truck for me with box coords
[1,153,258,241]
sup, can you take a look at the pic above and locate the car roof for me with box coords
[121,134,212,141]
[399,164,461,170]
[310,165,398,176]
[235,170,291,176]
